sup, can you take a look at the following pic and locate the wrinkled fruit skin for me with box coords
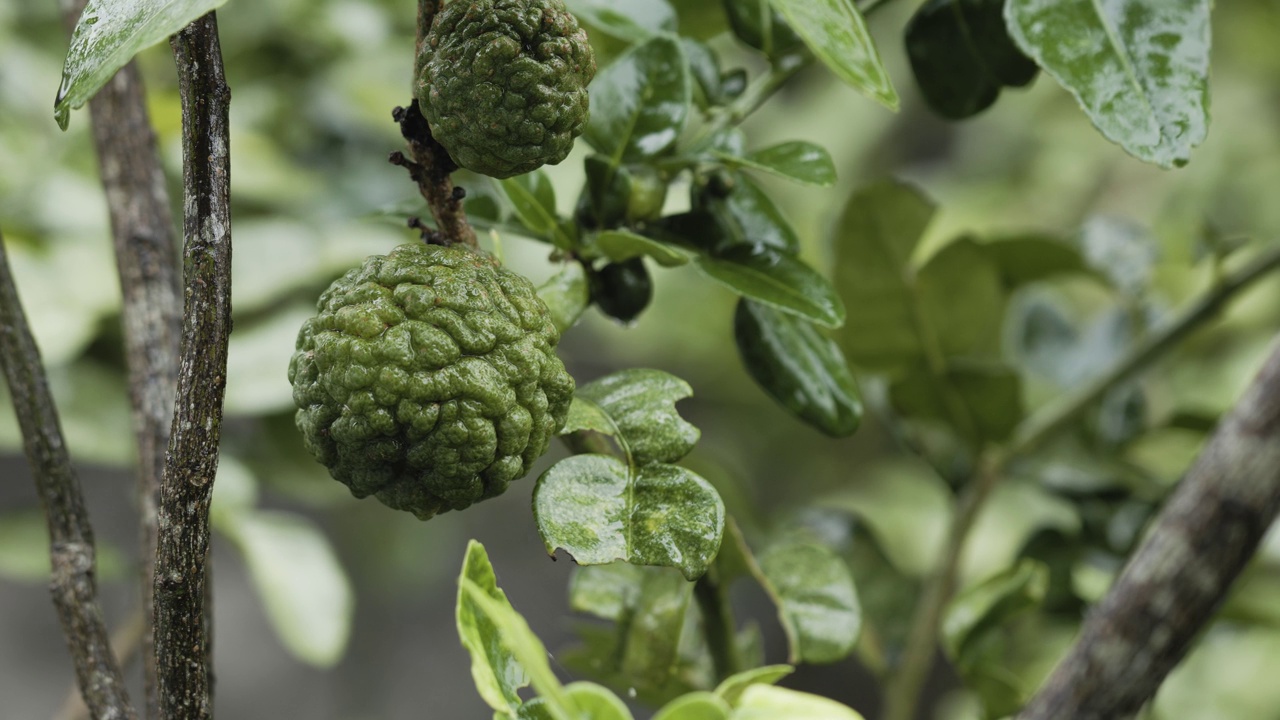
[416,0,596,179]
[289,243,575,520]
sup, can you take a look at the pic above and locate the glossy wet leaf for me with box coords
[537,263,591,334]
[1005,0,1211,168]
[596,230,694,267]
[723,0,805,59]
[915,238,1007,359]
[534,455,726,580]
[221,511,353,668]
[693,174,801,255]
[55,0,231,129]
[653,692,732,720]
[683,38,724,107]
[731,685,865,719]
[768,0,898,110]
[518,682,635,720]
[497,172,572,250]
[586,34,692,163]
[905,0,1037,119]
[756,541,861,664]
[715,141,837,187]
[696,245,845,328]
[734,299,863,437]
[714,666,795,706]
[832,181,937,372]
[575,368,701,466]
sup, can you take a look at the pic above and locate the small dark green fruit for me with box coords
[592,259,653,323]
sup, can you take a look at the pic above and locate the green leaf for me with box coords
[944,560,1049,662]
[905,0,1038,119]
[767,0,898,110]
[722,0,805,60]
[533,455,726,580]
[537,263,591,334]
[683,38,724,108]
[620,569,696,690]
[756,541,861,664]
[456,541,531,715]
[565,0,676,39]
[220,511,353,668]
[1004,0,1211,168]
[915,238,1007,359]
[982,234,1090,288]
[497,172,573,250]
[693,174,802,255]
[576,369,701,466]
[653,692,732,720]
[596,230,694,267]
[569,562,647,620]
[518,682,635,720]
[55,0,231,129]
[832,181,937,372]
[941,560,1049,717]
[715,141,837,187]
[889,361,1024,445]
[586,34,692,163]
[696,245,845,329]
[713,666,795,706]
[734,299,863,437]
[730,685,866,719]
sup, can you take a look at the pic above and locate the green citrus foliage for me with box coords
[289,242,574,519]
[416,0,597,178]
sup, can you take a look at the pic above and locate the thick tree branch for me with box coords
[60,4,183,716]
[395,0,476,248]
[153,13,232,720]
[1018,337,1280,719]
[0,228,137,720]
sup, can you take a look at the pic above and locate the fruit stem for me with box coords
[398,0,477,249]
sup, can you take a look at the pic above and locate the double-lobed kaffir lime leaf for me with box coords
[536,370,724,580]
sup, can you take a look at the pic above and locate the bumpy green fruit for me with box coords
[416,0,596,178]
[289,243,575,519]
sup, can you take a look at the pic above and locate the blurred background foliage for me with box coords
[3,0,1280,718]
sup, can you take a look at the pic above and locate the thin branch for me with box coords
[397,0,476,248]
[55,608,149,720]
[1007,245,1280,459]
[0,228,137,720]
[153,13,232,720]
[881,458,999,720]
[1017,336,1280,720]
[59,3,183,715]
[880,244,1280,720]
